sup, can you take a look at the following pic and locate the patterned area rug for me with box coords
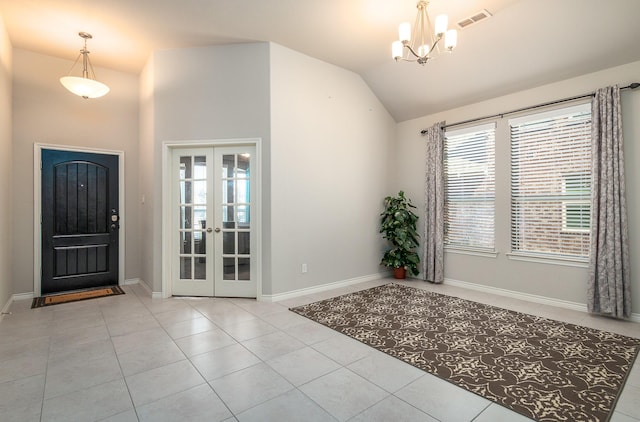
[31,285,125,308]
[290,283,639,422]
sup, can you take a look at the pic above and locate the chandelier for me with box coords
[392,0,457,65]
[59,32,110,99]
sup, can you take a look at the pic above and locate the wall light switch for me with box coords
[302,263,308,273]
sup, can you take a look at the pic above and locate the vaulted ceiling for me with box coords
[1,0,639,122]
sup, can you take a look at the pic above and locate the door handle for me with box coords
[214,227,221,233]
[207,227,221,233]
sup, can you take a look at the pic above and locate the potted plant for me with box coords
[380,191,420,279]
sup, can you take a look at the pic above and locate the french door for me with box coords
[172,146,256,297]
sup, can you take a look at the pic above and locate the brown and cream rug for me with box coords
[31,285,125,308]
[290,283,639,422]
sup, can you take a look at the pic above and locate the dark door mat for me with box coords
[31,285,125,308]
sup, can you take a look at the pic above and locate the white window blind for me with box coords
[510,103,592,259]
[444,123,496,251]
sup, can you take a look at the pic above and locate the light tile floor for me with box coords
[1,278,639,422]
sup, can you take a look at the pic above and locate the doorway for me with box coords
[170,144,258,298]
[40,149,120,294]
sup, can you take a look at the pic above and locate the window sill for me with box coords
[506,253,588,268]
[445,247,498,258]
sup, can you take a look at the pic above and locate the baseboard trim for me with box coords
[444,278,640,323]
[13,292,34,301]
[137,278,163,299]
[123,278,140,286]
[261,272,391,303]
[1,295,13,322]
[1,292,34,323]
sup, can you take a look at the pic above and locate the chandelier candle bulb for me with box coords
[445,29,457,51]
[392,41,403,59]
[434,14,448,37]
[399,22,412,43]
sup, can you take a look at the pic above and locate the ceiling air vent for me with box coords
[457,9,492,29]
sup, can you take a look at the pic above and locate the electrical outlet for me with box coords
[301,263,308,273]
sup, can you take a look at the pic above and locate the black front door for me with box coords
[41,149,119,294]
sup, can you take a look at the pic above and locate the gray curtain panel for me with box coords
[588,85,631,319]
[423,122,445,283]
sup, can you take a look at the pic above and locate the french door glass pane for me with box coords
[194,181,207,204]
[180,231,192,254]
[223,232,235,254]
[237,205,250,225]
[194,257,206,280]
[180,206,192,229]
[180,257,192,279]
[238,154,250,174]
[223,257,235,280]
[238,232,250,254]
[180,156,191,179]
[222,205,235,229]
[195,232,206,254]
[238,258,250,280]
[180,181,192,204]
[194,156,206,179]
[222,155,234,178]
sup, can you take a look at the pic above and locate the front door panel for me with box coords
[41,149,119,294]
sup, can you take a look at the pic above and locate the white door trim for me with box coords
[33,143,126,297]
[162,139,262,300]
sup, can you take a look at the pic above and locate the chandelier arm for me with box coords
[397,57,420,63]
[403,43,423,59]
[426,35,443,56]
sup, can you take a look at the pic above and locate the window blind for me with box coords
[510,103,592,259]
[444,123,496,251]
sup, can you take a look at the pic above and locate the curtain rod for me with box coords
[420,82,640,134]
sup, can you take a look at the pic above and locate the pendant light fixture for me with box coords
[392,0,457,65]
[60,32,110,99]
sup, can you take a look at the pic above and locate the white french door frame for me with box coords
[33,143,126,297]
[161,139,262,299]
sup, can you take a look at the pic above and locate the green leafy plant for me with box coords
[380,191,420,276]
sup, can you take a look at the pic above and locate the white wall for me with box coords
[269,43,396,295]
[12,49,140,295]
[395,60,640,314]
[0,15,12,309]
[143,43,271,293]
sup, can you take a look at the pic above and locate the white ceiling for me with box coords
[1,0,640,122]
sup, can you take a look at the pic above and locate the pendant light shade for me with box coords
[60,76,110,99]
[60,32,110,99]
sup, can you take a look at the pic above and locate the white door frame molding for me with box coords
[33,143,126,297]
[162,139,263,300]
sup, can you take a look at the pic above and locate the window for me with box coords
[510,103,591,260]
[444,123,496,251]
